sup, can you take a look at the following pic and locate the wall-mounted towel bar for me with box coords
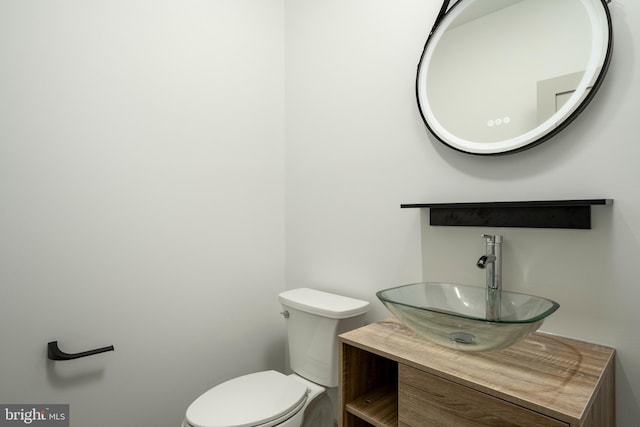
[47,341,114,361]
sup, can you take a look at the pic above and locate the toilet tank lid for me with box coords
[279,288,369,319]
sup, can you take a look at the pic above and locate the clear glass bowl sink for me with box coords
[376,282,559,352]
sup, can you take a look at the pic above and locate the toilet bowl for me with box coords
[182,288,369,427]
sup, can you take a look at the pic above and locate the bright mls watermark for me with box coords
[0,405,68,427]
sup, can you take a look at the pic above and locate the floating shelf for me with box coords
[401,199,612,229]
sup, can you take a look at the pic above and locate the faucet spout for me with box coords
[476,254,496,268]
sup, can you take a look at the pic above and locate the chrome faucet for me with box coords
[477,234,503,320]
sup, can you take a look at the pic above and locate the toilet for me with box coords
[182,288,370,427]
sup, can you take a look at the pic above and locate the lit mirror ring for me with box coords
[416,0,613,155]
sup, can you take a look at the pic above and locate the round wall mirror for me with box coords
[416,0,613,155]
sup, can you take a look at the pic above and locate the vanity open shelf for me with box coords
[341,343,398,427]
[339,318,615,427]
[401,199,613,229]
[345,384,397,427]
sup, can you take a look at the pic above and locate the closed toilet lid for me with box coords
[185,371,308,427]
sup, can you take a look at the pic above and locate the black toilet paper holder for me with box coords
[47,341,114,361]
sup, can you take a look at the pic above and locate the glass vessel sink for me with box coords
[376,282,559,352]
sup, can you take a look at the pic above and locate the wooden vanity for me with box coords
[339,318,615,427]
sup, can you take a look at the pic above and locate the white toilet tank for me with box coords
[279,288,369,388]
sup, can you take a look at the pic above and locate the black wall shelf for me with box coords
[401,199,613,229]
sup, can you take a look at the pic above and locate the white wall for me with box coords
[285,1,640,426]
[0,1,285,426]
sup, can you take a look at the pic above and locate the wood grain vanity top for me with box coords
[340,318,615,425]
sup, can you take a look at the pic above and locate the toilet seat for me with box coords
[185,371,309,427]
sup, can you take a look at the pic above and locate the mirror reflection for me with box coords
[417,0,612,155]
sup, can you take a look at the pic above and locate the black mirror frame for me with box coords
[416,0,614,156]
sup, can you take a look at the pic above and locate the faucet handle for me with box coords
[481,234,503,243]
